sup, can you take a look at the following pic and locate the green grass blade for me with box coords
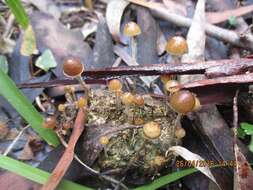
[0,69,59,146]
[133,168,198,190]
[5,0,29,29]
[0,155,92,190]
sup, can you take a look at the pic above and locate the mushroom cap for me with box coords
[121,92,135,105]
[165,80,180,93]
[143,121,161,139]
[166,36,188,56]
[42,116,57,129]
[123,21,141,37]
[133,95,145,106]
[108,79,122,92]
[63,58,84,77]
[193,96,201,111]
[99,136,109,145]
[169,90,195,114]
[175,127,186,139]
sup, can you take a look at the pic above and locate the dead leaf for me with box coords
[20,25,38,56]
[17,138,43,161]
[0,121,9,139]
[30,12,91,77]
[207,4,253,24]
[168,146,220,189]
[106,0,129,42]
[234,144,253,190]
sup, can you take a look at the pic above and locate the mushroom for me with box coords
[123,21,142,64]
[175,126,186,139]
[63,58,89,100]
[42,116,57,129]
[143,121,161,139]
[108,79,122,109]
[121,92,135,123]
[169,90,195,114]
[166,36,188,64]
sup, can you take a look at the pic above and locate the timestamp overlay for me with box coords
[175,160,237,168]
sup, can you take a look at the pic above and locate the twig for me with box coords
[232,90,239,147]
[41,108,86,190]
[3,125,30,156]
[17,58,253,89]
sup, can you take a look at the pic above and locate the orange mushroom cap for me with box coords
[123,21,141,37]
[166,36,188,56]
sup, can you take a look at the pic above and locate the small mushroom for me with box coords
[169,90,195,114]
[63,58,89,100]
[166,36,188,64]
[124,21,142,64]
[42,116,57,129]
[143,121,161,139]
[108,79,122,109]
[175,126,186,139]
[121,92,135,122]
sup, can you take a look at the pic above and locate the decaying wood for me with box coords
[41,109,86,190]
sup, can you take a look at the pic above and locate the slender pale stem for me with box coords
[76,75,89,100]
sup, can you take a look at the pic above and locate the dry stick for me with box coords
[3,125,30,156]
[17,58,253,89]
[232,90,239,148]
[128,0,253,51]
[41,108,86,190]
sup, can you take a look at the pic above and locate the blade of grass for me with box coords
[0,69,59,146]
[133,168,198,190]
[133,165,222,190]
[5,0,29,29]
[0,155,92,190]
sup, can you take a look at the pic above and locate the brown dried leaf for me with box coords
[30,12,91,77]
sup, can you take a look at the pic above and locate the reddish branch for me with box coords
[41,108,86,190]
[18,58,253,89]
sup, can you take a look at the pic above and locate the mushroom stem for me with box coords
[131,37,137,64]
[76,75,89,100]
[173,114,182,138]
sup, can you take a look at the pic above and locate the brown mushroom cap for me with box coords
[108,79,122,92]
[169,90,195,114]
[166,36,188,56]
[123,21,141,37]
[63,58,84,77]
[121,92,135,105]
[143,121,161,139]
[42,116,57,129]
[175,127,186,139]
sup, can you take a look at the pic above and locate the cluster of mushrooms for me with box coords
[41,21,201,171]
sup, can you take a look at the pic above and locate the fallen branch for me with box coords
[17,58,253,89]
[41,108,86,190]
